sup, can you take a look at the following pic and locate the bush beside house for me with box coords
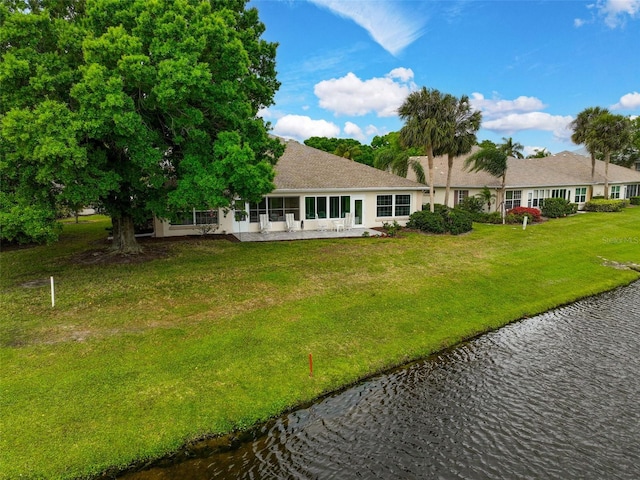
[505,207,542,224]
[408,205,473,235]
[541,198,578,218]
[583,199,629,212]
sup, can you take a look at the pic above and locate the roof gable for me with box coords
[410,149,640,188]
[273,140,427,191]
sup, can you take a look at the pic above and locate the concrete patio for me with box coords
[232,227,382,242]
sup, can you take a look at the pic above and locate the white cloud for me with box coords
[387,67,415,82]
[365,124,383,136]
[578,0,640,28]
[257,107,272,119]
[272,114,340,141]
[597,0,640,27]
[470,93,546,119]
[483,112,574,142]
[574,17,587,27]
[343,121,365,141]
[307,0,426,55]
[523,146,549,157]
[314,69,416,117]
[611,91,640,110]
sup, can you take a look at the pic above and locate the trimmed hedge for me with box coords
[583,199,629,212]
[541,198,577,218]
[448,209,473,235]
[407,204,473,235]
[630,196,640,206]
[475,211,503,224]
[407,210,446,233]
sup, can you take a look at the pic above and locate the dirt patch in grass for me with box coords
[71,234,239,266]
[71,245,172,265]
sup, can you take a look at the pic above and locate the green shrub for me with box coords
[407,205,473,235]
[407,210,446,233]
[591,195,605,200]
[475,212,503,224]
[504,213,518,224]
[448,209,473,235]
[382,220,402,237]
[423,203,451,215]
[457,197,484,216]
[0,203,62,245]
[583,199,629,212]
[541,198,576,218]
[629,196,640,206]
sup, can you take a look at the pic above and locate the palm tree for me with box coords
[373,132,426,184]
[526,148,549,158]
[435,94,482,207]
[476,186,497,212]
[398,87,452,212]
[334,142,362,160]
[464,145,508,222]
[500,137,524,159]
[587,113,631,199]
[571,106,609,181]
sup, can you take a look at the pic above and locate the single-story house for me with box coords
[153,139,427,237]
[409,149,640,211]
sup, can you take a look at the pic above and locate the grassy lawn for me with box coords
[1,209,639,479]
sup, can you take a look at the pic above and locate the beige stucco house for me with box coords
[410,150,640,211]
[154,139,427,237]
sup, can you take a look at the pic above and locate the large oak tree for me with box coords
[1,0,283,252]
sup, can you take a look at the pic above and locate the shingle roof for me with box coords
[411,149,640,188]
[273,140,427,191]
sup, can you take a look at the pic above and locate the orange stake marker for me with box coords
[309,353,313,377]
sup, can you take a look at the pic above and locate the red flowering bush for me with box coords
[506,206,542,223]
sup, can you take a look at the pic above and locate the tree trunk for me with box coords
[500,174,506,225]
[444,154,453,207]
[427,146,435,212]
[590,152,596,182]
[110,214,142,254]
[603,153,610,199]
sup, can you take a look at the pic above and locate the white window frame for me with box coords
[528,189,547,208]
[377,194,412,218]
[376,195,393,217]
[454,190,469,206]
[250,197,300,223]
[504,190,522,210]
[304,195,350,220]
[394,194,411,216]
[574,187,587,203]
[610,185,621,199]
[551,188,568,200]
[170,208,219,226]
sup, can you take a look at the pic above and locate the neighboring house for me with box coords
[408,150,640,211]
[154,139,426,237]
[634,160,640,172]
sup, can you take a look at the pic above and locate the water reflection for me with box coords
[121,282,640,479]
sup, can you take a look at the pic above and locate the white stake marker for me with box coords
[50,276,55,307]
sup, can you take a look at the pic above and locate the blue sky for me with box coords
[252,0,640,156]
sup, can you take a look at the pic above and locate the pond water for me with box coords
[120,281,640,479]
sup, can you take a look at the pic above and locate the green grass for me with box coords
[1,210,639,479]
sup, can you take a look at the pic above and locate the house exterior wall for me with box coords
[153,189,424,237]
[429,181,639,213]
